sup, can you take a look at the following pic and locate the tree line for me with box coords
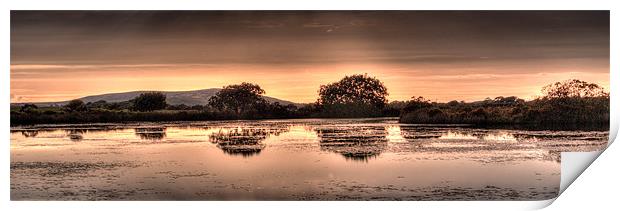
[11,75,609,129]
[398,79,609,129]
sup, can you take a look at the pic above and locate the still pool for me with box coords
[10,118,608,200]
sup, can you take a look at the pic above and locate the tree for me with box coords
[488,96,524,106]
[402,96,432,112]
[65,99,86,112]
[318,74,388,108]
[19,103,38,113]
[131,92,167,111]
[208,82,268,115]
[105,101,132,110]
[530,79,610,124]
[447,100,460,107]
[86,100,108,110]
[541,79,608,99]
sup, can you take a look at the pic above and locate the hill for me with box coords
[12,88,299,107]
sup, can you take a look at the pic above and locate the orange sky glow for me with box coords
[10,62,609,103]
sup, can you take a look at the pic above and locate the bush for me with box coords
[131,92,167,111]
[19,104,39,113]
[65,99,87,112]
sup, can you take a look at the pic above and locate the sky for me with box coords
[10,11,609,103]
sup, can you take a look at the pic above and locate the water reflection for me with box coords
[436,131,522,143]
[21,130,38,138]
[399,126,443,139]
[10,119,609,200]
[438,131,479,140]
[208,127,288,157]
[385,126,406,143]
[320,141,388,162]
[317,126,388,162]
[482,133,518,142]
[66,129,84,141]
[10,120,608,161]
[267,125,318,141]
[135,127,167,140]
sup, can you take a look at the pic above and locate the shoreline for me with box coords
[10,115,609,132]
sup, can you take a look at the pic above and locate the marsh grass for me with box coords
[398,96,609,128]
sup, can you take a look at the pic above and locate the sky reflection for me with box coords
[10,119,608,161]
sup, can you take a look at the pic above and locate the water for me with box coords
[10,118,608,200]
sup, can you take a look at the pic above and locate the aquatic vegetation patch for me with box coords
[134,127,167,140]
[314,125,390,161]
[320,141,388,161]
[207,127,285,156]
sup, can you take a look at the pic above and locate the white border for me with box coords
[2,1,617,211]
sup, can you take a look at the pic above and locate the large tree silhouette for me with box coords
[317,74,388,117]
[541,79,608,99]
[318,74,388,107]
[208,82,267,116]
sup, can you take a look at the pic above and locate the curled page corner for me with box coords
[544,125,616,208]
[525,151,605,209]
[555,123,616,200]
[554,118,618,202]
[528,198,557,210]
[559,151,603,194]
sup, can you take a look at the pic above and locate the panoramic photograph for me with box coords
[10,11,609,200]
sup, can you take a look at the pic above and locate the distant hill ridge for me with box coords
[12,88,299,107]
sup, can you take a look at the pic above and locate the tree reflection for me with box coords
[316,126,388,162]
[134,127,167,140]
[219,145,265,157]
[66,129,85,141]
[208,127,287,157]
[21,130,39,138]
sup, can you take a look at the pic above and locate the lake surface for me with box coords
[10,118,608,200]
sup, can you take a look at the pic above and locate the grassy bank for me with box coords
[11,109,227,126]
[10,102,401,126]
[11,96,609,128]
[398,96,609,129]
